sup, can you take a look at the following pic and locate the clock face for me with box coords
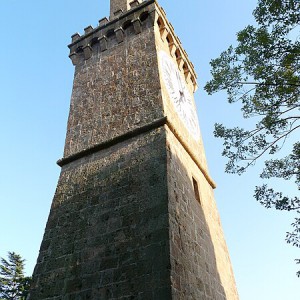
[159,51,200,140]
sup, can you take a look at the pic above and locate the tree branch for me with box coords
[237,81,300,87]
[243,124,300,170]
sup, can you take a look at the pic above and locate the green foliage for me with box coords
[205,0,300,275]
[0,252,32,300]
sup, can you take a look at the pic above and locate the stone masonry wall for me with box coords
[30,128,172,300]
[64,12,163,158]
[110,0,131,19]
[30,1,239,299]
[166,126,239,300]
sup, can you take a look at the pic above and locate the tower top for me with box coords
[110,0,141,20]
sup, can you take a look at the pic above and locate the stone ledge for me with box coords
[57,116,216,189]
[57,117,167,167]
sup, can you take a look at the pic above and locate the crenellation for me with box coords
[129,0,141,9]
[98,17,109,27]
[168,22,174,32]
[68,2,155,67]
[67,1,197,93]
[113,9,123,18]
[84,25,94,34]
[71,33,81,43]
[155,4,198,89]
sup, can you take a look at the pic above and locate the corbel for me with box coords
[149,10,157,24]
[115,28,125,43]
[169,42,176,57]
[160,26,169,41]
[177,57,185,71]
[99,36,108,52]
[184,68,191,82]
[83,45,93,60]
[191,76,198,92]
[69,52,79,66]
[132,18,142,34]
[113,9,123,18]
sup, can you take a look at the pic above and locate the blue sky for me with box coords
[0,1,298,299]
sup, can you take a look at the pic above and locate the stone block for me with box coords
[83,45,93,60]
[98,17,109,27]
[84,25,93,35]
[129,0,141,8]
[132,18,142,34]
[115,27,125,43]
[69,52,78,66]
[99,36,108,52]
[71,33,80,43]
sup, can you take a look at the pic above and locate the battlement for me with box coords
[155,5,198,91]
[68,0,198,92]
[68,0,155,65]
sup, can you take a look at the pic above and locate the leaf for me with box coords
[206,0,300,276]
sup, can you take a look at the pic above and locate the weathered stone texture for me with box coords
[109,0,143,19]
[31,125,239,300]
[30,128,171,299]
[64,17,163,158]
[110,0,132,19]
[166,127,239,300]
[30,1,239,299]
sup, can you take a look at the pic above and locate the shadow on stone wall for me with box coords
[29,128,235,300]
[167,143,230,300]
[30,130,172,299]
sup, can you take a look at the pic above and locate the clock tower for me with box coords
[29,0,239,299]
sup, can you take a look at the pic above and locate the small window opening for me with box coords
[193,177,201,205]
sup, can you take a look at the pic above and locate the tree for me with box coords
[0,252,32,300]
[204,0,300,276]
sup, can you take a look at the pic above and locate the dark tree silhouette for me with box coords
[0,252,32,299]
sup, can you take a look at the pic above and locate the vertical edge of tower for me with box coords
[165,126,239,299]
[152,3,239,299]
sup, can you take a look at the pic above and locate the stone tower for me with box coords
[29,0,239,299]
